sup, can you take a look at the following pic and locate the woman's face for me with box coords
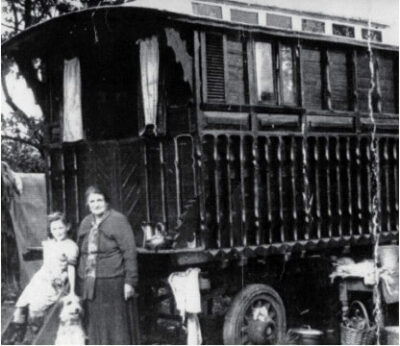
[87,193,108,217]
[50,219,68,241]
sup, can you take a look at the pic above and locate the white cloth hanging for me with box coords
[63,57,84,142]
[168,268,202,345]
[139,36,160,135]
[187,314,202,345]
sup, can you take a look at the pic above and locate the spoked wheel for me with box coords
[223,284,286,345]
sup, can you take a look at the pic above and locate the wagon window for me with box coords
[255,41,275,102]
[279,44,297,105]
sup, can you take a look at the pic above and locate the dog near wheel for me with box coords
[55,295,86,345]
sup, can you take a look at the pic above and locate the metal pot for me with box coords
[289,326,324,345]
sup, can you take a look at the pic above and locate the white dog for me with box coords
[55,295,86,345]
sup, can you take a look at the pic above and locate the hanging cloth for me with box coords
[139,36,160,135]
[168,268,202,345]
[165,28,193,90]
[63,57,84,142]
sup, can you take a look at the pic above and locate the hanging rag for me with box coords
[380,269,399,304]
[168,268,202,345]
[165,27,193,89]
[330,260,376,285]
[63,57,84,142]
[139,36,159,135]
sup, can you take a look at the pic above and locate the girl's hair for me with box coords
[47,211,70,238]
[85,185,110,206]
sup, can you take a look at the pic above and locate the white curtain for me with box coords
[63,57,84,142]
[139,36,160,135]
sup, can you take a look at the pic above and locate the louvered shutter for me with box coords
[206,33,225,102]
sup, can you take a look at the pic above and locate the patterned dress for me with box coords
[15,238,79,318]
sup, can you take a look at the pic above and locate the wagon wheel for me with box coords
[223,284,286,345]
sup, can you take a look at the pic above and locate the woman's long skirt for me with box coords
[81,277,133,345]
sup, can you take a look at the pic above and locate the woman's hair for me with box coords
[85,185,110,206]
[47,211,70,238]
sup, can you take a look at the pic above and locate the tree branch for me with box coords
[1,135,41,150]
[11,0,20,32]
[1,23,21,32]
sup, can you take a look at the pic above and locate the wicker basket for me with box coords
[340,301,376,345]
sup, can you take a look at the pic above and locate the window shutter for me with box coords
[329,49,350,111]
[356,50,371,112]
[302,46,322,109]
[206,33,225,102]
[226,35,245,104]
[378,52,396,114]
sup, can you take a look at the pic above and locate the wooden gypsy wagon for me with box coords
[2,1,398,344]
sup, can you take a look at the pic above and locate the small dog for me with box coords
[55,295,85,345]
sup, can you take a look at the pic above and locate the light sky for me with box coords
[2,0,399,121]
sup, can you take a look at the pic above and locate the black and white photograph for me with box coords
[1,0,399,344]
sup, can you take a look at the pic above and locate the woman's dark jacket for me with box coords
[77,209,138,287]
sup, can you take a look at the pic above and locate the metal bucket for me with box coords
[383,326,399,345]
[289,327,323,345]
[378,245,399,270]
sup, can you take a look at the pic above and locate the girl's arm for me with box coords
[67,264,76,295]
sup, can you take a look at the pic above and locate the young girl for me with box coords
[12,212,79,324]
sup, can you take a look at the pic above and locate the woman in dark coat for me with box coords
[77,185,138,344]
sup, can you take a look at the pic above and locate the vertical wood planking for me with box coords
[213,136,222,247]
[46,153,53,212]
[383,138,391,232]
[253,137,261,245]
[375,58,383,113]
[325,137,332,237]
[265,137,273,243]
[335,137,343,237]
[302,135,311,240]
[290,137,298,241]
[355,137,362,235]
[393,140,399,231]
[297,43,304,107]
[313,139,322,238]
[226,136,234,247]
[351,50,359,112]
[277,137,285,242]
[61,151,66,213]
[159,141,168,226]
[73,148,80,224]
[174,137,182,219]
[323,49,332,110]
[365,138,373,234]
[143,142,151,222]
[240,136,247,246]
[196,137,207,247]
[190,136,198,198]
[345,137,353,236]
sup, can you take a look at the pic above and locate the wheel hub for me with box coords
[247,306,277,344]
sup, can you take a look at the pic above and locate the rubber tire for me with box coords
[223,284,286,345]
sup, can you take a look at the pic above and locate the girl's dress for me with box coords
[15,238,79,318]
